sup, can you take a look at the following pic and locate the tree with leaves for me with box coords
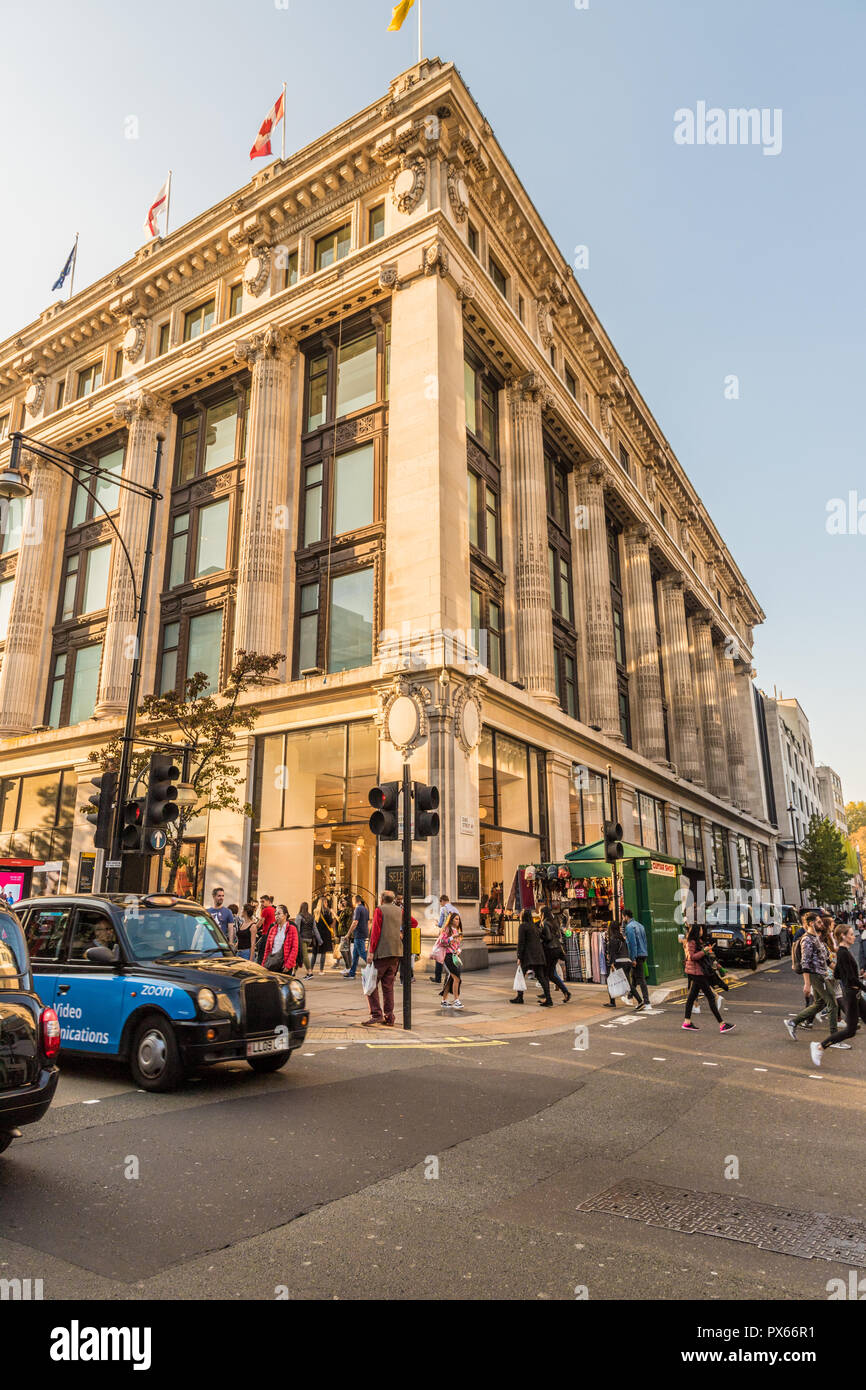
[90,651,282,893]
[845,801,866,835]
[799,814,851,909]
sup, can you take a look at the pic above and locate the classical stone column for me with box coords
[506,374,557,701]
[232,324,295,669]
[574,460,621,738]
[623,523,667,763]
[691,611,730,800]
[95,391,169,717]
[0,453,67,734]
[715,640,749,810]
[657,574,702,783]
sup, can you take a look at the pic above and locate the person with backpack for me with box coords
[791,910,815,1017]
[810,923,866,1067]
[682,923,736,1033]
[784,912,837,1040]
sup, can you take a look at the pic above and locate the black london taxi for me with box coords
[0,907,60,1154]
[17,894,309,1093]
[705,901,767,971]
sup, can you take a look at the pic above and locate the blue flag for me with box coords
[52,241,76,292]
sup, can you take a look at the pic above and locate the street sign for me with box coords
[106,860,122,869]
[148,829,168,852]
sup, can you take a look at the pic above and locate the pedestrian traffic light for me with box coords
[120,799,145,851]
[85,769,117,851]
[604,820,624,863]
[413,782,440,841]
[369,783,400,840]
[144,752,180,828]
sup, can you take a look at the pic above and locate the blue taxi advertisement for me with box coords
[17,894,309,1091]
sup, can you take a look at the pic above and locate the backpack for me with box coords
[792,934,804,975]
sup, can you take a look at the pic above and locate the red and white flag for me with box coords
[143,174,171,240]
[250,90,285,160]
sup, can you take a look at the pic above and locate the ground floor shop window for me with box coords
[568,767,607,849]
[680,810,704,870]
[737,834,754,890]
[478,727,547,946]
[250,719,378,909]
[0,768,77,894]
[637,791,667,853]
[710,825,731,891]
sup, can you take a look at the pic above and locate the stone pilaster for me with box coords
[94,391,169,717]
[232,325,296,671]
[658,573,702,783]
[690,611,730,800]
[0,453,67,734]
[574,460,621,738]
[506,374,557,701]
[547,751,575,860]
[623,522,667,763]
[715,640,749,810]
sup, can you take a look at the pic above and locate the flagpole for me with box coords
[68,233,79,302]
[418,0,423,62]
[281,82,287,161]
[164,171,173,237]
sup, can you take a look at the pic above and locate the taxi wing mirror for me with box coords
[85,945,116,965]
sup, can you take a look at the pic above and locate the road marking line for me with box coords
[652,1057,666,1062]
[754,1067,768,1072]
[702,1062,719,1067]
[610,1051,627,1056]
[809,1074,824,1080]
[83,1099,100,1105]
[365,1040,509,1050]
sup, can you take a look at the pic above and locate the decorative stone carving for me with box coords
[452,680,483,756]
[536,299,555,350]
[447,163,470,222]
[23,375,46,417]
[391,157,426,214]
[377,676,431,758]
[379,263,399,290]
[112,388,169,429]
[458,274,477,303]
[242,246,272,299]
[234,323,296,369]
[423,240,449,278]
[122,316,147,364]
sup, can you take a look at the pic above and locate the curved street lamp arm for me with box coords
[12,432,162,503]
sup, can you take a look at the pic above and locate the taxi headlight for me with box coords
[197,987,217,1013]
[286,978,305,1006]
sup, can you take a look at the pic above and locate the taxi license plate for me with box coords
[247,1034,288,1057]
[713,933,733,941]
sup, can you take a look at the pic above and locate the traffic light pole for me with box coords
[106,435,164,894]
[402,761,412,1032]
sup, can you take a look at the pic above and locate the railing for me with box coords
[483,912,520,950]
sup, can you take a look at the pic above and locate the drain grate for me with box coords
[577,1180,866,1266]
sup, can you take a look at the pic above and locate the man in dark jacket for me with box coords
[511,909,553,1006]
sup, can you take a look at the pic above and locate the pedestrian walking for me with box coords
[343,894,369,978]
[511,908,553,1007]
[540,906,571,1002]
[311,897,335,973]
[623,908,650,1010]
[430,893,454,985]
[784,912,837,1040]
[603,919,639,1008]
[226,902,241,951]
[261,904,299,974]
[209,887,235,938]
[395,895,417,985]
[682,923,736,1033]
[255,895,275,963]
[362,891,403,1028]
[294,902,317,979]
[439,911,465,1010]
[791,910,815,1015]
[235,902,259,961]
[810,924,866,1067]
[334,895,353,970]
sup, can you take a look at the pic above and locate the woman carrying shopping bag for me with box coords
[440,912,465,1011]
[511,908,553,1007]
[603,920,636,1009]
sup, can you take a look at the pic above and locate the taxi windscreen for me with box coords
[121,907,231,962]
[0,911,29,983]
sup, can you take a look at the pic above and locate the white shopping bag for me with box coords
[607,967,630,999]
[362,960,378,996]
[513,965,527,992]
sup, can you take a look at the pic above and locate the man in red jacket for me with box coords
[363,891,403,1028]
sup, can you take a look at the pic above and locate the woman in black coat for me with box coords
[540,907,571,1003]
[604,919,635,1009]
[511,908,553,1007]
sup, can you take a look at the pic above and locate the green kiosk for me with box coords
[563,841,685,986]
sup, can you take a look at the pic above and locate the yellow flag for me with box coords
[388,0,415,31]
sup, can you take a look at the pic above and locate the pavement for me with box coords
[2,957,864,1302]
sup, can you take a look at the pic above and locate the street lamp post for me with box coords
[0,430,164,894]
[787,805,804,906]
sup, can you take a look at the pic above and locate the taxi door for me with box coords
[21,902,73,1010]
[53,906,126,1054]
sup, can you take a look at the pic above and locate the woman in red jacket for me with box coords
[260,903,299,973]
[683,923,735,1033]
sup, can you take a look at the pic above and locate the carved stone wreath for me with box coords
[378,677,431,758]
[391,157,426,215]
[452,680,483,757]
[242,246,272,299]
[24,375,46,417]
[122,316,147,364]
[447,163,470,222]
[424,240,449,278]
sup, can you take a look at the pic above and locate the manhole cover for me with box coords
[577,1180,866,1266]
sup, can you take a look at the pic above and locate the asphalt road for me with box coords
[2,966,865,1301]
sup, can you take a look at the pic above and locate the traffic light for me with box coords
[85,770,117,851]
[121,799,145,851]
[369,783,400,840]
[603,820,624,864]
[413,783,440,841]
[144,752,180,828]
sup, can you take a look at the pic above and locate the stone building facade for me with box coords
[0,59,780,958]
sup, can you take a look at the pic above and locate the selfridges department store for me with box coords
[0,58,780,965]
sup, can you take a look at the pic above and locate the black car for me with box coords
[18,893,309,1093]
[706,905,767,971]
[0,908,60,1155]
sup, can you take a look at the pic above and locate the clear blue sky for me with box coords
[2,0,863,799]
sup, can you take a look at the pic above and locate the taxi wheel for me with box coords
[247,1053,291,1074]
[0,1132,14,1155]
[749,950,759,972]
[130,1015,184,1092]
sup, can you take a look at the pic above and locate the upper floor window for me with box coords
[464,357,497,458]
[0,414,9,442]
[314,222,351,271]
[159,608,224,698]
[468,222,479,257]
[175,390,248,484]
[111,347,124,382]
[157,323,170,355]
[305,322,388,433]
[0,576,13,642]
[284,249,299,288]
[76,362,103,399]
[545,451,569,533]
[69,444,125,528]
[301,443,376,548]
[55,382,65,411]
[549,546,573,624]
[565,366,577,399]
[470,586,503,679]
[518,294,526,324]
[0,498,24,555]
[368,204,385,242]
[167,496,232,590]
[659,504,668,531]
[59,542,112,622]
[228,283,244,317]
[489,254,508,297]
[46,641,103,729]
[183,299,215,342]
[619,443,630,476]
